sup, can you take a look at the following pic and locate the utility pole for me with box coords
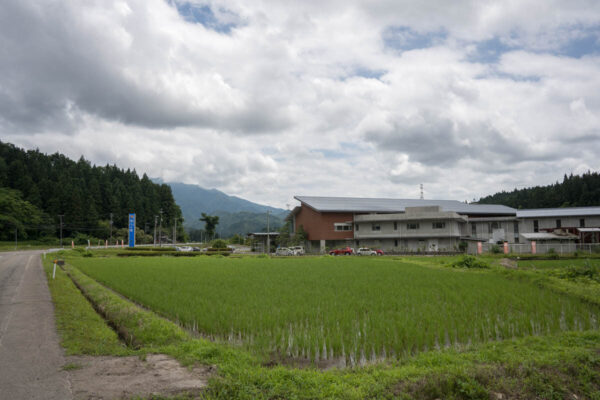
[109,212,113,242]
[266,210,270,254]
[159,209,163,247]
[153,215,158,246]
[173,218,177,245]
[58,214,64,247]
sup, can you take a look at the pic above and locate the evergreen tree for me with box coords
[0,141,183,240]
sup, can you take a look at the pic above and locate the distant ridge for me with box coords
[159,180,287,236]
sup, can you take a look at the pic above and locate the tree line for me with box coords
[477,171,600,209]
[0,141,184,242]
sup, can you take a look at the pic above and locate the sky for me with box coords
[1,0,600,209]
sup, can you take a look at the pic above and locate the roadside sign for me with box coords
[128,213,136,248]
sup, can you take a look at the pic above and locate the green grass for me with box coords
[42,257,131,355]
[74,256,600,365]
[517,258,600,270]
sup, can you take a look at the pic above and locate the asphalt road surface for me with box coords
[0,251,71,399]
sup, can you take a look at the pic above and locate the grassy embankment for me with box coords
[44,251,600,399]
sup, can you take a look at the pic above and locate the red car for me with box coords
[375,249,384,255]
[329,247,354,256]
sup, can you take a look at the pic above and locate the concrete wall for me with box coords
[519,216,600,232]
[468,220,519,243]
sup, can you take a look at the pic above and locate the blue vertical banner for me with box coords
[128,213,136,248]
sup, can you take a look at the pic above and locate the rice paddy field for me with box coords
[73,256,600,366]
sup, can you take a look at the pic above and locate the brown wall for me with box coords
[295,205,354,240]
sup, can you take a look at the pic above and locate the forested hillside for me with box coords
[478,171,600,209]
[0,141,183,242]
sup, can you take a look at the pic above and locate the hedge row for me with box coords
[123,246,176,252]
[117,251,231,257]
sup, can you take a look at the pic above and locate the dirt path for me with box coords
[0,251,72,399]
[66,354,211,399]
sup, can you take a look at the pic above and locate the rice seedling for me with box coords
[75,256,600,365]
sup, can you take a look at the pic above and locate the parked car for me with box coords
[176,246,193,252]
[290,246,305,255]
[275,247,294,256]
[329,247,354,256]
[356,247,377,256]
[375,249,384,255]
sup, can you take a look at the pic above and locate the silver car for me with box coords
[275,247,294,256]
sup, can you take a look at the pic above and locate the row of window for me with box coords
[370,222,446,231]
[470,221,519,235]
[336,222,449,232]
[467,218,587,235]
[344,218,589,234]
[532,218,585,233]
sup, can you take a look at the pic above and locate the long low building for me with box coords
[289,196,600,253]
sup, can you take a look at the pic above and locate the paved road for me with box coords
[0,251,71,399]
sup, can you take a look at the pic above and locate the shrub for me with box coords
[554,260,600,282]
[458,241,468,253]
[211,239,228,249]
[490,245,501,254]
[450,255,489,269]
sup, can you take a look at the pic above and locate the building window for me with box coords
[355,223,359,231]
[407,223,419,230]
[514,222,519,234]
[334,223,352,231]
[580,219,585,228]
[471,223,476,236]
[533,220,539,233]
[556,219,561,228]
[491,222,499,230]
[432,222,446,229]
[371,224,381,231]
[394,239,398,247]
[393,222,398,230]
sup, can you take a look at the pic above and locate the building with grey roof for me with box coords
[289,195,600,254]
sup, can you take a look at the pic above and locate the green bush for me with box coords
[124,246,174,252]
[553,260,600,282]
[211,239,228,249]
[450,255,490,269]
[490,244,501,254]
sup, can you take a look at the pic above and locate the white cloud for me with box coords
[1,0,600,210]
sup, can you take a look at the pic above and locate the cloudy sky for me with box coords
[1,0,600,209]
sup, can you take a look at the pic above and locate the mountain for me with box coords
[165,181,288,237]
[477,171,600,209]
